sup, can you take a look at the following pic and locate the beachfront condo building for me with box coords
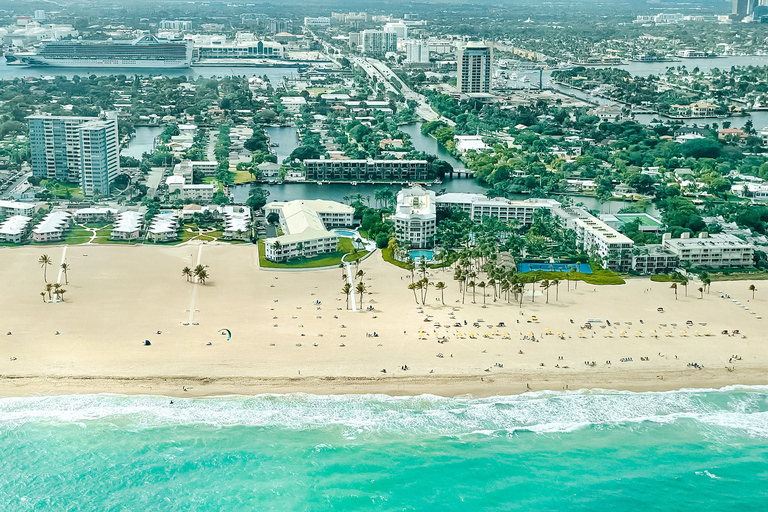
[303,159,429,182]
[222,206,252,241]
[553,206,635,272]
[147,212,180,242]
[263,200,347,262]
[457,42,492,93]
[174,160,219,180]
[74,207,118,224]
[631,245,680,275]
[111,211,143,241]
[0,215,32,243]
[0,200,35,219]
[662,232,754,268]
[435,193,560,227]
[28,112,119,195]
[393,186,436,249]
[265,200,354,229]
[32,210,72,242]
[79,113,120,196]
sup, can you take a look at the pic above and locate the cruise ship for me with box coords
[9,35,193,68]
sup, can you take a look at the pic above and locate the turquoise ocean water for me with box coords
[2,387,768,511]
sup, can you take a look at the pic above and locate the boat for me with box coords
[350,181,358,186]
[520,76,530,83]
[269,142,279,147]
[19,35,193,68]
[676,50,718,59]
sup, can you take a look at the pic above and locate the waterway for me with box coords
[509,56,768,129]
[266,126,299,163]
[399,122,466,169]
[121,126,163,159]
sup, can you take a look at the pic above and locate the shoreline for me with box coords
[1,368,765,399]
[2,243,768,401]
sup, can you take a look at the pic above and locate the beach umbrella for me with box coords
[695,330,701,336]
[578,331,585,337]
[557,331,562,336]
[527,332,533,336]
[665,330,672,336]
[605,330,612,336]
[620,330,627,336]
[545,327,552,332]
[635,330,642,336]
[650,330,657,335]
[680,330,687,335]
[707,329,713,336]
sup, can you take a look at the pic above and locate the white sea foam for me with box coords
[0,387,766,437]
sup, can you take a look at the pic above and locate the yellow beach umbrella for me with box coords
[557,331,563,336]
[665,330,672,336]
[620,330,627,335]
[695,330,701,336]
[605,330,613,336]
[680,330,687,335]
[650,330,657,335]
[545,327,552,332]
[527,332,533,336]
[578,331,585,337]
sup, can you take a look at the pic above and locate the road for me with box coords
[308,31,455,126]
[1,171,32,200]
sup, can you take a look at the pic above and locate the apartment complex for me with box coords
[662,232,754,268]
[0,200,35,219]
[265,200,354,229]
[79,113,120,195]
[393,186,436,249]
[0,215,32,243]
[435,193,559,226]
[111,211,143,241]
[553,206,635,271]
[28,112,119,195]
[631,245,680,275]
[359,30,397,54]
[405,41,430,65]
[263,200,346,261]
[303,159,429,182]
[32,210,72,242]
[457,42,492,93]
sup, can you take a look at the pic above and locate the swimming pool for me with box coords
[517,262,593,274]
[334,229,358,238]
[410,250,434,261]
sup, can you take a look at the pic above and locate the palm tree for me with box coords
[341,283,352,310]
[193,264,206,283]
[271,240,282,262]
[478,281,487,304]
[196,268,209,285]
[53,283,62,301]
[552,279,560,301]
[468,280,476,303]
[487,277,497,301]
[570,268,578,290]
[45,283,53,301]
[703,277,711,294]
[698,286,704,299]
[670,282,678,300]
[182,266,192,281]
[40,291,46,303]
[39,254,52,283]
[540,279,551,304]
[435,281,446,304]
[356,269,365,281]
[356,282,367,308]
[681,277,689,297]
[58,289,67,302]
[749,284,757,299]
[61,263,70,285]
[408,282,420,304]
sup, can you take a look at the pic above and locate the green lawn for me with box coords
[233,170,255,184]
[258,238,369,269]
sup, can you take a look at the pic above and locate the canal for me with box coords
[121,126,163,159]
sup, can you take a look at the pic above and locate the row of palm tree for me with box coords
[340,264,368,310]
[40,282,67,303]
[182,265,209,284]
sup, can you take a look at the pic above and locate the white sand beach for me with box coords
[0,243,765,397]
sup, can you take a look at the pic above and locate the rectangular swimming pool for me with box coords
[517,262,593,274]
